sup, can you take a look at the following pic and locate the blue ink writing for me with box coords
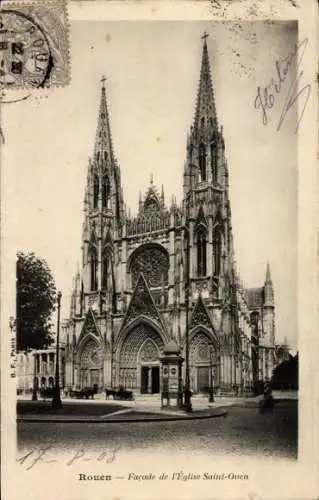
[254,37,311,132]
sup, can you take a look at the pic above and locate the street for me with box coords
[17,402,297,461]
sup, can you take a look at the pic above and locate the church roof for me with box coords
[246,287,264,309]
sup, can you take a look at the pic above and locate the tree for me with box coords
[272,353,298,390]
[16,252,57,351]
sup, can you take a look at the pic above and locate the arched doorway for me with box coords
[189,331,218,393]
[118,323,164,393]
[79,338,103,390]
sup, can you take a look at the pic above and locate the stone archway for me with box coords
[78,338,103,390]
[189,331,219,393]
[117,323,164,393]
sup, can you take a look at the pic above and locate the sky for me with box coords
[2,21,298,348]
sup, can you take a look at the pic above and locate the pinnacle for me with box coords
[93,77,114,163]
[193,33,218,130]
[265,261,272,283]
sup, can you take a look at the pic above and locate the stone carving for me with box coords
[77,309,100,346]
[190,332,215,366]
[80,339,103,369]
[140,339,159,362]
[120,323,163,368]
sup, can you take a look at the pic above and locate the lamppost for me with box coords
[209,344,215,403]
[52,291,62,409]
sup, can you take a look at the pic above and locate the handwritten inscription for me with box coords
[254,37,311,132]
[17,445,121,470]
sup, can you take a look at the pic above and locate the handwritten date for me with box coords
[17,444,121,470]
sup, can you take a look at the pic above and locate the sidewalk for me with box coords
[17,398,227,423]
[17,390,297,423]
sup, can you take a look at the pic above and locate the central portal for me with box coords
[118,323,164,392]
[141,366,160,394]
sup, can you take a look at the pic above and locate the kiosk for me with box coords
[160,341,183,409]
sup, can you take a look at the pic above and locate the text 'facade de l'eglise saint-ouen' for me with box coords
[63,36,276,396]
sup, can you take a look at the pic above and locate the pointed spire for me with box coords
[264,261,274,307]
[265,261,272,283]
[94,76,113,164]
[194,32,218,130]
[161,184,164,206]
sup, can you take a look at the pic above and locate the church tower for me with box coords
[65,78,125,391]
[183,33,234,301]
[263,262,275,347]
[63,34,275,396]
[81,77,124,314]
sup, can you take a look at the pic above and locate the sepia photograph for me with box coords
[1,3,318,500]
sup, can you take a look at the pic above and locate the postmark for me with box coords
[0,0,69,89]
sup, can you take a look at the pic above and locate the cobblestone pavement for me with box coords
[17,402,297,461]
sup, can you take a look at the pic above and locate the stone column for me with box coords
[103,356,111,389]
[168,223,175,305]
[207,217,213,276]
[189,220,195,279]
[220,355,224,388]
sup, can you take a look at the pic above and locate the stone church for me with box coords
[63,36,276,395]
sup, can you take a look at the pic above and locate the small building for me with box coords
[16,346,65,394]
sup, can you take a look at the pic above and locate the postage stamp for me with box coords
[0,0,69,89]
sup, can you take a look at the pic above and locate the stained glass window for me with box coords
[130,244,169,289]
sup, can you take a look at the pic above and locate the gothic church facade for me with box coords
[63,37,276,395]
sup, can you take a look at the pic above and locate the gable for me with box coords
[121,273,165,331]
[190,294,213,329]
[195,205,207,230]
[78,308,101,345]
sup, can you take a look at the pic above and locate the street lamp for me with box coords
[209,344,215,403]
[52,291,62,409]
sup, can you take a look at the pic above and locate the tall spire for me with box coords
[264,262,274,307]
[94,76,113,163]
[265,261,272,283]
[194,32,218,130]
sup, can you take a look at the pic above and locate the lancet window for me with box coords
[197,227,207,277]
[199,143,206,181]
[93,175,99,209]
[102,248,110,289]
[89,246,98,291]
[102,175,110,208]
[211,143,218,184]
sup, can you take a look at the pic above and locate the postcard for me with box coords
[1,1,318,499]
